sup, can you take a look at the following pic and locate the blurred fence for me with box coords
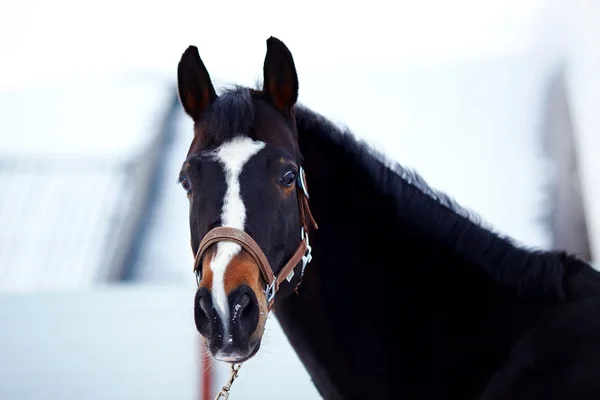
[0,83,179,292]
[0,155,131,291]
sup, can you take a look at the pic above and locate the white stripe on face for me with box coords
[210,136,265,342]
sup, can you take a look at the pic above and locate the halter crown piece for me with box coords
[193,166,318,310]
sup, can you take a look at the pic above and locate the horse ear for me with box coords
[262,37,298,113]
[177,45,217,121]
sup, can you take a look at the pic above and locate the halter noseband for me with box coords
[193,167,318,310]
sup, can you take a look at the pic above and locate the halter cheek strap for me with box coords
[193,167,318,310]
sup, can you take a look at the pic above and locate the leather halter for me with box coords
[193,167,318,310]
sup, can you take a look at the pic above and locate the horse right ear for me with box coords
[262,36,298,114]
[177,45,217,122]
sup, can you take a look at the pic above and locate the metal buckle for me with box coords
[300,227,313,277]
[297,167,309,199]
[266,281,276,303]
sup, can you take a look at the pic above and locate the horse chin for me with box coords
[213,339,262,364]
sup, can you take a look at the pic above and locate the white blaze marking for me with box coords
[210,136,265,341]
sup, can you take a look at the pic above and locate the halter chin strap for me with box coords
[193,167,318,310]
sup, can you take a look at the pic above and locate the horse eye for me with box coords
[180,176,192,193]
[281,170,296,187]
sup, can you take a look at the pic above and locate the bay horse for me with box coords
[176,37,600,399]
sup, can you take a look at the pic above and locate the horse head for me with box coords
[177,37,316,363]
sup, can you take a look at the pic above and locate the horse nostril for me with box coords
[234,293,251,320]
[194,289,212,336]
[231,288,258,339]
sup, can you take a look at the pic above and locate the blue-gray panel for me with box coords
[0,285,198,400]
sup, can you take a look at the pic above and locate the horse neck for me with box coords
[273,106,572,398]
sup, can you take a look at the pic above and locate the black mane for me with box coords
[294,104,584,300]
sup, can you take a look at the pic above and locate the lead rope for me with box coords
[213,363,242,400]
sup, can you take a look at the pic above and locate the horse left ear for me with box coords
[262,37,298,114]
[177,45,217,122]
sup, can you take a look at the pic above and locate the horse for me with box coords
[175,36,600,399]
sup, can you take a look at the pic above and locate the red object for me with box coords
[200,340,212,400]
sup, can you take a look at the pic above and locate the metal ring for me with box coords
[266,281,276,303]
[195,269,201,287]
[297,167,309,199]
